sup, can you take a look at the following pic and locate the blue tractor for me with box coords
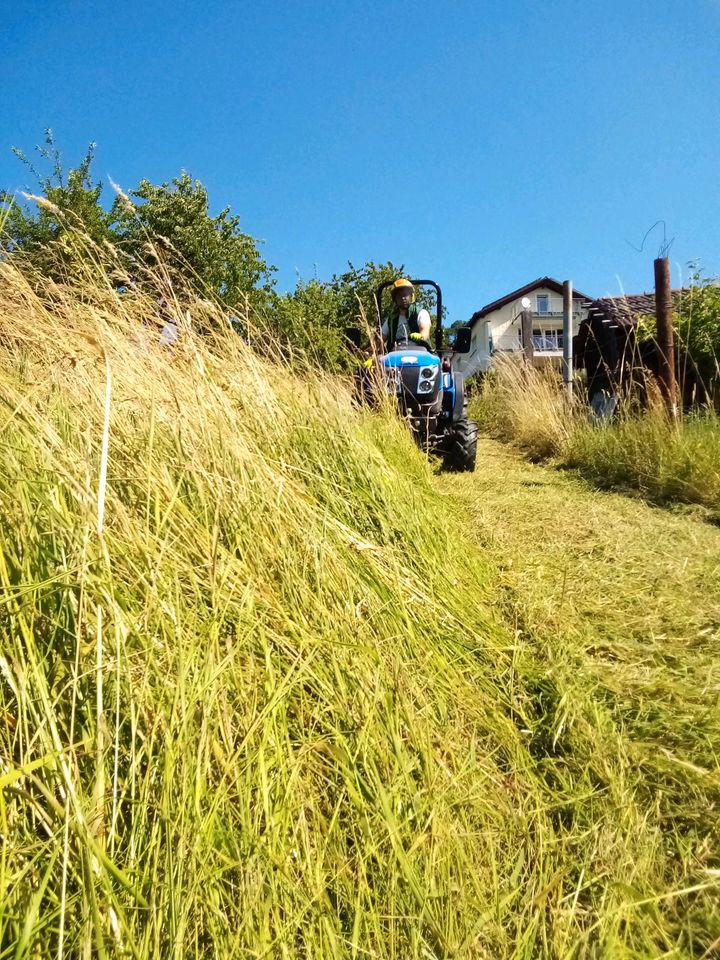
[368,279,478,472]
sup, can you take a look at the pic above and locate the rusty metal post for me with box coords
[562,280,573,395]
[521,309,534,364]
[654,257,677,414]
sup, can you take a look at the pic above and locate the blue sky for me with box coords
[2,0,719,321]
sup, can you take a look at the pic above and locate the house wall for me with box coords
[455,286,590,377]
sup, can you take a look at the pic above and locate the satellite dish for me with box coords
[521,297,532,309]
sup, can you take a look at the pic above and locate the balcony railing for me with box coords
[532,334,564,351]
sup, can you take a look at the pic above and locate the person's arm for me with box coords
[361,324,384,368]
[375,318,389,353]
[416,308,431,340]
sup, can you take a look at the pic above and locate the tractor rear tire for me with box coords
[446,418,478,472]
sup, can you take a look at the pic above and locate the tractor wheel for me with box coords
[446,418,478,472]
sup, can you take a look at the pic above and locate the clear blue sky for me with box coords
[2,0,719,321]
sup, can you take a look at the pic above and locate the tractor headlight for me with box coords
[417,366,438,394]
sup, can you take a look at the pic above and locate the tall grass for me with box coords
[1,252,719,956]
[472,356,720,515]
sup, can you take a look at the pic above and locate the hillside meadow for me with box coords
[1,256,719,958]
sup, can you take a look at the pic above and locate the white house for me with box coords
[455,277,592,376]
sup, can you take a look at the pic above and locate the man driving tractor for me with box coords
[380,277,432,348]
[351,275,477,471]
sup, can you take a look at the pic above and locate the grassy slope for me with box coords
[1,262,719,957]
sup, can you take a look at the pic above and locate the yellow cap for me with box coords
[393,278,414,291]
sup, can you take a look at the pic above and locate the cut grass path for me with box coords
[439,438,720,655]
[438,438,720,772]
[440,438,720,838]
[439,438,720,950]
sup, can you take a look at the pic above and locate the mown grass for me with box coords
[0,253,719,957]
[440,440,720,958]
[471,356,720,516]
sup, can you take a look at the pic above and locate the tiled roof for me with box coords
[587,291,683,328]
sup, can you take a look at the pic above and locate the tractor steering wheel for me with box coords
[394,337,433,353]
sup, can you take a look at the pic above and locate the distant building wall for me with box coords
[455,286,589,377]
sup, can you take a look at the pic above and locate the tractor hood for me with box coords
[382,349,441,370]
[381,349,442,413]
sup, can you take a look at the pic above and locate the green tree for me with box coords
[268,262,420,370]
[1,131,115,276]
[269,279,346,368]
[112,171,275,309]
[3,134,274,315]
[266,262,444,370]
[676,273,720,388]
[328,261,438,335]
[635,270,720,393]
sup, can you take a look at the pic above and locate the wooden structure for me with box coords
[574,289,716,408]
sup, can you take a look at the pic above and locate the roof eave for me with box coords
[468,276,593,327]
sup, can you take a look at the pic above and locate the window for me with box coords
[536,294,549,313]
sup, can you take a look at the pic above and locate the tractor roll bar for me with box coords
[374,279,443,354]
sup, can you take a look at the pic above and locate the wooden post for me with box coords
[562,280,573,395]
[654,257,677,414]
[521,310,534,364]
